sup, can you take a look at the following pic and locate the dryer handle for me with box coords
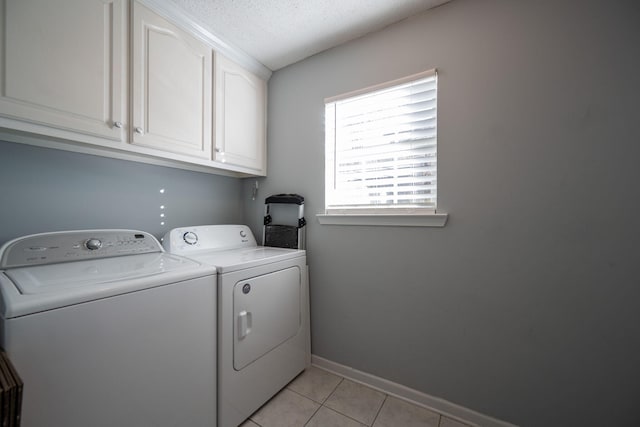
[238,310,252,339]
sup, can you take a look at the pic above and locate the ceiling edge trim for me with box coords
[138,0,273,80]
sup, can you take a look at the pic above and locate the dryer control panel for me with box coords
[163,225,257,254]
[0,230,162,268]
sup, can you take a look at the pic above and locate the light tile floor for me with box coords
[240,366,473,427]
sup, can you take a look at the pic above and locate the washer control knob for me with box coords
[183,232,198,245]
[85,238,102,250]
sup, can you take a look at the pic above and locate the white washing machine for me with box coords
[0,229,217,427]
[163,225,310,427]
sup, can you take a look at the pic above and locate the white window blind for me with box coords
[325,69,437,215]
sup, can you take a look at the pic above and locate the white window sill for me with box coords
[316,213,448,227]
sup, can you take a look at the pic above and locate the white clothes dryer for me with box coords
[163,224,310,427]
[0,230,217,427]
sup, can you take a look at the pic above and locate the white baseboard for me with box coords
[311,355,518,427]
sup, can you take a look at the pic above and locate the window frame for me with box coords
[318,69,448,227]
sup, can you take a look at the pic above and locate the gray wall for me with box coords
[0,140,244,245]
[244,0,640,426]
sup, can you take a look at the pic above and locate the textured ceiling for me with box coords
[168,0,451,70]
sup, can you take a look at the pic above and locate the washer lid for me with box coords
[190,246,305,273]
[4,253,200,295]
[0,253,216,318]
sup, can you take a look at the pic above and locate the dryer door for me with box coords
[233,266,301,370]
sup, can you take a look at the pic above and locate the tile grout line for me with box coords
[292,375,349,426]
[286,386,325,405]
[324,377,387,427]
[247,415,263,427]
[369,393,388,427]
[321,405,371,427]
[302,400,323,427]
[287,375,345,405]
[312,377,370,424]
[324,377,345,403]
[305,375,383,427]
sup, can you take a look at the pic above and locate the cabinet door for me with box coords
[0,0,126,141]
[215,53,266,174]
[131,1,212,160]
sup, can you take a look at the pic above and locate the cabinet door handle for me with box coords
[113,121,123,129]
[134,127,144,135]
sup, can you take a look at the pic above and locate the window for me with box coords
[319,69,447,227]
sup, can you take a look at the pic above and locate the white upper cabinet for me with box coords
[0,0,270,176]
[131,1,212,160]
[215,53,267,175]
[0,0,127,141]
